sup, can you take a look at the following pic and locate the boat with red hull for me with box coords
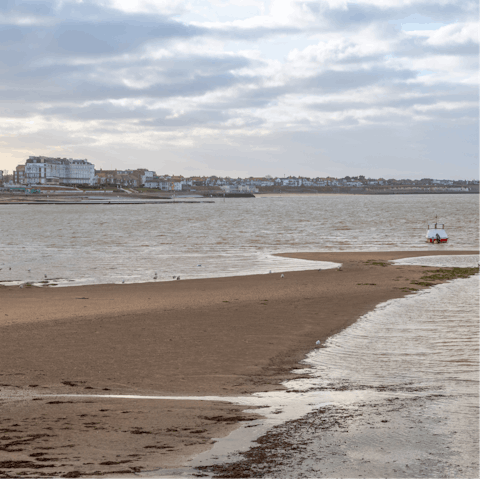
[426,222,448,244]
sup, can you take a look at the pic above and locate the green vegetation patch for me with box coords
[364,260,388,267]
[410,281,435,287]
[419,267,479,282]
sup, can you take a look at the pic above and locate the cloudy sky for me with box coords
[0,0,478,179]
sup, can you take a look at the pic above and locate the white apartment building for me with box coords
[18,156,95,185]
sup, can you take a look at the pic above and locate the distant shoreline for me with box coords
[0,190,477,205]
[255,190,478,196]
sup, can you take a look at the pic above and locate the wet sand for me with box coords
[0,250,477,477]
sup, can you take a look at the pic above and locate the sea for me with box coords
[1,193,479,477]
[0,194,478,286]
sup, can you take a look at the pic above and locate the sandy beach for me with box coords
[0,250,477,478]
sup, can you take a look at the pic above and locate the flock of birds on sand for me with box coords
[4,262,343,291]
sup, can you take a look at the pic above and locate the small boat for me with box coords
[426,220,448,244]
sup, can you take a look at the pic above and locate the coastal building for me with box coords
[14,156,95,186]
[13,165,25,184]
[95,169,155,187]
[143,175,184,191]
[220,185,258,193]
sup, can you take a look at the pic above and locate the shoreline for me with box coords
[0,250,478,477]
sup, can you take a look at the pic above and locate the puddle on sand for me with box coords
[392,254,479,268]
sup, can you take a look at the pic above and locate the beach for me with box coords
[0,250,478,477]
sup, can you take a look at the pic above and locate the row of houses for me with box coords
[4,157,479,190]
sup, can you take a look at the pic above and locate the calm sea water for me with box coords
[0,194,478,286]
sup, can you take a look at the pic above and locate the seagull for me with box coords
[337,266,342,271]
[269,270,272,274]
[176,276,181,280]
[318,268,322,271]
[122,279,125,283]
[197,264,202,267]
[281,274,284,278]
[173,275,176,279]
[316,340,321,346]
[19,284,24,289]
[44,274,47,278]
[28,269,31,272]
[9,267,11,270]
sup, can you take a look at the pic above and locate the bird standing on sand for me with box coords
[316,340,321,346]
[173,275,176,279]
[122,279,125,283]
[176,276,181,280]
[44,274,47,278]
[281,274,284,278]
[337,266,342,271]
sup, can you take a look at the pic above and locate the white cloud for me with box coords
[425,22,478,46]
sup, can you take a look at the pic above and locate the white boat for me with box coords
[426,221,448,244]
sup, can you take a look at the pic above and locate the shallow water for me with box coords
[0,194,478,286]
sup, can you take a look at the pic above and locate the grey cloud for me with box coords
[192,67,417,113]
[319,3,394,27]
[0,1,207,70]
[313,1,477,30]
[0,20,204,63]
[302,67,416,92]
[430,106,479,120]
[0,48,256,104]
[0,0,54,15]
[210,25,301,40]
[307,85,478,112]
[47,20,204,56]
[0,71,246,103]
[40,104,170,121]
[393,34,479,60]
[139,109,231,128]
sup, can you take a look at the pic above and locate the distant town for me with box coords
[1,155,478,195]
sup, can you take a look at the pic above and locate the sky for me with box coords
[0,0,478,179]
